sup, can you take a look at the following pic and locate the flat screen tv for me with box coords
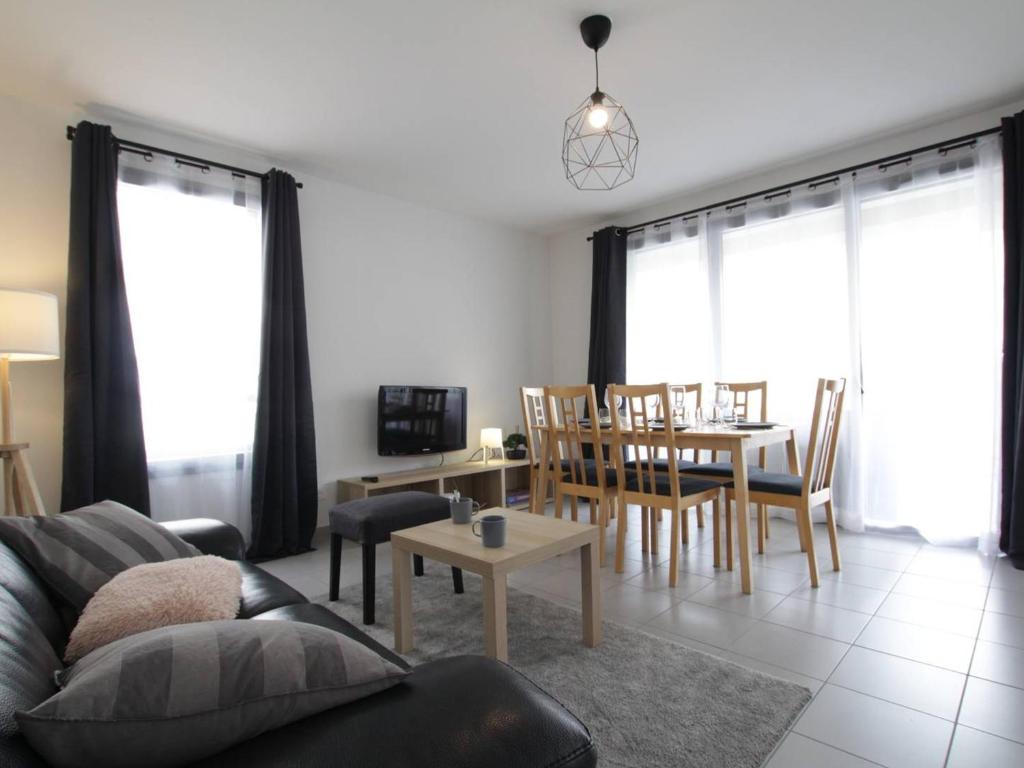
[377,385,467,456]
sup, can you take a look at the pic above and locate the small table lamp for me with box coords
[0,289,59,516]
[480,428,504,464]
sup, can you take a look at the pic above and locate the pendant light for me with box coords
[562,15,638,190]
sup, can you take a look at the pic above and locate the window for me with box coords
[626,226,711,384]
[117,152,263,540]
[624,136,1003,548]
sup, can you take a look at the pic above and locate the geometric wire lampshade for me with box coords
[561,14,638,191]
[562,92,639,190]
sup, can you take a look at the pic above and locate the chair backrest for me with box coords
[712,380,768,465]
[802,378,847,495]
[544,385,608,494]
[715,380,767,421]
[519,387,547,467]
[609,383,681,504]
[662,384,702,461]
[655,383,703,418]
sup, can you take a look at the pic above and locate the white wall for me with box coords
[0,92,552,527]
[546,98,1024,385]
[0,96,71,515]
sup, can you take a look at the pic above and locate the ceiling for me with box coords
[2,1,1024,233]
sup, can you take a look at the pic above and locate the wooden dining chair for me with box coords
[519,386,578,520]
[684,380,770,564]
[544,385,618,565]
[723,377,846,587]
[609,383,721,586]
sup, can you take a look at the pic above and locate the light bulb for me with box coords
[587,105,609,129]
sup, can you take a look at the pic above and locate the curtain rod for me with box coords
[65,125,303,189]
[586,125,1001,241]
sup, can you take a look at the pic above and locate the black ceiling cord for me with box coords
[587,125,1000,241]
[65,125,303,189]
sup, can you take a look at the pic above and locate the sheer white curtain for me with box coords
[625,135,1003,549]
[117,151,263,543]
[853,140,1003,548]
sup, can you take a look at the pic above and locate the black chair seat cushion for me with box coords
[623,458,697,472]
[237,561,308,618]
[727,471,804,496]
[562,460,618,488]
[624,475,721,496]
[684,461,766,478]
[329,491,451,545]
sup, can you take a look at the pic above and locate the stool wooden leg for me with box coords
[362,542,376,625]
[452,567,464,593]
[413,554,424,576]
[329,534,343,601]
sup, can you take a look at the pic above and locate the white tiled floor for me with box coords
[260,505,1024,768]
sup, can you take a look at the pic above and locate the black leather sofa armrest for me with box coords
[191,655,596,768]
[162,518,246,560]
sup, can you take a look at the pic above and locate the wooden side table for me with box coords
[390,509,602,662]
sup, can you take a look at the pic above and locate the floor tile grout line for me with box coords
[940,556,1004,766]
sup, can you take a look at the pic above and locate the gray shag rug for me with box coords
[317,568,810,768]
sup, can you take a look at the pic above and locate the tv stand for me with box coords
[337,459,533,511]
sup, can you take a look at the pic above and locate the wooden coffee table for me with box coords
[390,509,602,662]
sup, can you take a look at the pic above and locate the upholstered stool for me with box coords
[328,491,464,625]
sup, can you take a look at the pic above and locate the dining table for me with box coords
[530,421,800,594]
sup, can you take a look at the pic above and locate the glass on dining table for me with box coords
[713,384,731,425]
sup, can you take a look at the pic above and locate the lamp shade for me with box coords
[0,289,60,361]
[480,428,503,449]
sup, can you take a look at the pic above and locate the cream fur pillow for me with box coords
[64,555,242,663]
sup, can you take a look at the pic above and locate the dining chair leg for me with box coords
[799,503,820,587]
[756,501,765,555]
[595,498,606,567]
[641,505,650,553]
[696,504,705,529]
[823,498,841,571]
[650,508,660,556]
[795,505,808,553]
[669,509,681,588]
[681,506,690,546]
[656,508,663,523]
[569,496,578,522]
[762,504,770,539]
[712,499,721,568]
[724,498,734,572]
[614,492,628,573]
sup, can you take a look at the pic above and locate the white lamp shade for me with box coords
[0,289,60,361]
[480,427,503,449]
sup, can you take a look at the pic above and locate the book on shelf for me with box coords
[505,489,531,506]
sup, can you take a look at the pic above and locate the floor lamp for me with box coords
[0,289,59,516]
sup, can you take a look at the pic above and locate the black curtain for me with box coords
[61,121,151,515]
[249,169,318,559]
[1001,111,1024,569]
[585,226,627,460]
[586,226,628,407]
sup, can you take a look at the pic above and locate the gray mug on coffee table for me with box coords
[450,498,481,525]
[472,514,507,548]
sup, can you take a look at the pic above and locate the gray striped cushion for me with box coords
[0,500,199,611]
[17,620,407,768]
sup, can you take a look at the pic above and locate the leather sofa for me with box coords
[0,518,596,767]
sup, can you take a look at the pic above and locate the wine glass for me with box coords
[603,388,623,424]
[713,384,731,425]
[670,386,686,426]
